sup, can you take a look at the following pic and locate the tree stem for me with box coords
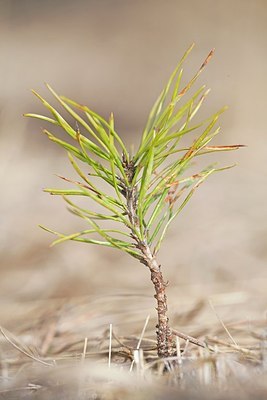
[139,242,173,357]
[122,157,173,357]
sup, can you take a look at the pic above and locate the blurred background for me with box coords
[0,0,266,330]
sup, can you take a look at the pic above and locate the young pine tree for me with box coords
[25,44,241,358]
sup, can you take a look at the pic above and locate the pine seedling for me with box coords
[25,44,242,358]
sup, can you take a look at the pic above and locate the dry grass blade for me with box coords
[209,299,238,346]
[0,326,54,367]
[81,337,88,362]
[130,315,150,372]
[108,323,112,368]
[171,328,208,349]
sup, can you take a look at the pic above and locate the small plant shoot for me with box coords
[25,44,242,358]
